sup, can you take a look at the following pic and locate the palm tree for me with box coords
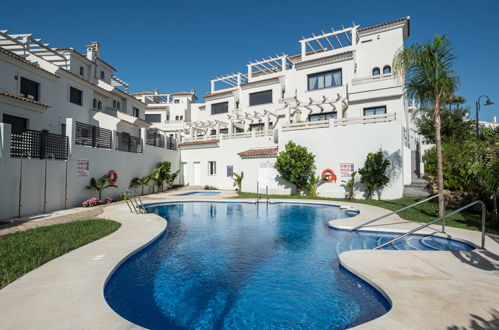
[393,34,459,217]
[151,161,171,191]
[130,175,152,195]
[86,175,117,200]
[166,170,180,189]
[306,174,324,197]
[230,171,244,191]
[341,171,357,199]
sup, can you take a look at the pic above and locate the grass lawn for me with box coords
[0,219,121,289]
[236,192,497,235]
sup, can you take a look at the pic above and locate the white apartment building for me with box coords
[0,33,179,220]
[171,17,417,198]
[0,16,421,220]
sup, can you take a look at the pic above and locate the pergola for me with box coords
[0,30,68,68]
[247,54,293,79]
[299,24,359,59]
[210,73,248,92]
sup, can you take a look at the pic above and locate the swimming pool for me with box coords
[105,202,473,329]
[174,191,221,196]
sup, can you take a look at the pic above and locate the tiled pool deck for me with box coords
[0,193,498,329]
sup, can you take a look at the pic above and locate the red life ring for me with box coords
[321,169,337,183]
[107,170,118,185]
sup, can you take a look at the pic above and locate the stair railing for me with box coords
[349,194,443,232]
[373,200,487,250]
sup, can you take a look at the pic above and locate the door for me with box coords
[181,162,188,185]
[193,162,201,185]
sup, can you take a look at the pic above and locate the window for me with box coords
[211,101,229,114]
[3,114,27,130]
[100,71,105,80]
[113,100,116,108]
[174,99,180,104]
[20,77,39,101]
[249,90,272,106]
[166,114,170,121]
[309,112,337,121]
[79,66,84,76]
[97,100,102,109]
[363,106,386,116]
[117,101,120,110]
[372,67,381,76]
[180,115,183,120]
[145,114,161,122]
[210,128,228,135]
[383,65,391,74]
[93,98,97,109]
[175,115,179,120]
[69,87,82,105]
[208,161,216,175]
[61,123,66,136]
[308,69,342,90]
[133,107,140,117]
[249,123,270,131]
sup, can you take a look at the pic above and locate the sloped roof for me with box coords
[0,90,49,107]
[238,147,278,158]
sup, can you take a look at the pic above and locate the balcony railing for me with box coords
[352,73,393,85]
[282,120,330,131]
[333,113,396,126]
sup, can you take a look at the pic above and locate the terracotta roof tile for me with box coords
[238,147,278,158]
[358,17,410,34]
[0,90,49,107]
[179,139,219,147]
[204,88,238,98]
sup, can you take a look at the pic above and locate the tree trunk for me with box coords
[98,190,102,200]
[434,99,445,218]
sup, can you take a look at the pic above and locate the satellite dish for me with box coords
[273,129,278,144]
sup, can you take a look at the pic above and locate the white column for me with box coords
[300,41,306,59]
[210,80,215,93]
[247,64,252,81]
[281,57,286,72]
[229,119,234,134]
[264,113,269,131]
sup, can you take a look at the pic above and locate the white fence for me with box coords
[0,119,180,221]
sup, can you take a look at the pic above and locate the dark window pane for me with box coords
[307,69,342,90]
[145,114,161,122]
[249,90,272,106]
[133,107,140,117]
[211,101,229,114]
[70,87,82,105]
[3,114,28,130]
[20,77,39,101]
[383,66,391,74]
[363,106,386,116]
[309,112,337,121]
[372,68,381,76]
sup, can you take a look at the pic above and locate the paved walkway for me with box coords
[0,196,497,329]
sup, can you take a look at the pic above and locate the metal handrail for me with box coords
[373,200,487,250]
[349,194,443,232]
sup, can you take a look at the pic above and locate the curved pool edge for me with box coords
[0,202,167,330]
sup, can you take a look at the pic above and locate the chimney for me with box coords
[154,89,159,95]
[190,88,195,94]
[86,41,100,61]
[494,116,497,123]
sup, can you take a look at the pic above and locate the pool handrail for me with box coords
[348,193,444,232]
[373,200,487,250]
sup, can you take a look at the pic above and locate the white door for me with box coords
[181,162,187,185]
[193,162,201,185]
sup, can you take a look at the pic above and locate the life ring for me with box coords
[321,169,337,183]
[107,170,118,185]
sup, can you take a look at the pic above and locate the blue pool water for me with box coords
[105,202,473,330]
[175,191,221,196]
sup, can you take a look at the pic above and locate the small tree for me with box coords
[341,171,357,199]
[358,152,390,200]
[230,171,244,191]
[86,175,117,200]
[306,174,324,197]
[274,141,316,194]
[130,175,152,195]
[165,170,180,189]
[151,161,171,192]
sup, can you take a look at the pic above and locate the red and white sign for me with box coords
[340,163,354,177]
[77,160,89,176]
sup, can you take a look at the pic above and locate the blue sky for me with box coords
[2,0,498,121]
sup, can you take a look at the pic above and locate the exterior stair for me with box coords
[403,176,430,197]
